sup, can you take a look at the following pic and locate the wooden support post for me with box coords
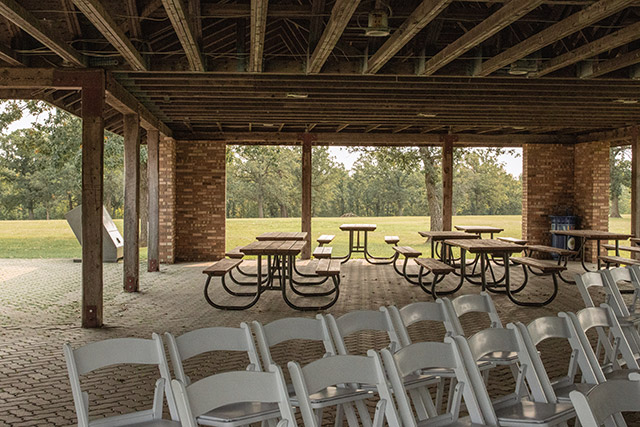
[441,134,455,231]
[81,72,105,328]
[301,133,314,259]
[123,113,140,291]
[147,129,160,271]
[632,126,640,238]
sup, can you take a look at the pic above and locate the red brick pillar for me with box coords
[159,137,177,263]
[573,141,610,263]
[522,143,575,253]
[175,141,226,261]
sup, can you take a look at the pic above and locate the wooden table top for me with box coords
[454,225,505,234]
[550,230,631,240]
[418,231,480,240]
[444,238,525,254]
[340,224,377,231]
[240,240,307,255]
[256,231,308,241]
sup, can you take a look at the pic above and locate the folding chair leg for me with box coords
[408,388,430,420]
[343,403,360,427]
[354,400,372,427]
[333,406,343,427]
[435,379,445,413]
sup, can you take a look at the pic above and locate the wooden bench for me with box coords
[313,246,333,259]
[316,258,341,276]
[599,255,640,267]
[511,257,566,273]
[413,258,455,298]
[526,244,577,257]
[203,258,243,276]
[317,234,335,246]
[393,246,422,258]
[225,246,245,259]
[414,258,455,275]
[385,235,400,245]
[602,244,640,254]
[497,237,528,245]
[507,257,566,307]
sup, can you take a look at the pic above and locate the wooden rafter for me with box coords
[249,0,268,72]
[60,0,82,39]
[366,0,450,75]
[478,0,634,77]
[0,0,85,66]
[0,43,22,66]
[126,0,141,40]
[161,0,205,71]
[336,123,349,132]
[307,0,361,74]
[73,0,147,71]
[365,124,381,133]
[392,125,413,133]
[535,21,640,77]
[309,0,326,51]
[583,47,640,78]
[422,0,544,76]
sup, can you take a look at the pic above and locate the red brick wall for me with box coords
[159,137,176,263]
[174,141,226,262]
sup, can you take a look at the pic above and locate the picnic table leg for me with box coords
[281,255,340,311]
[506,265,559,307]
[363,230,395,265]
[556,256,575,284]
[597,239,602,270]
[579,237,598,272]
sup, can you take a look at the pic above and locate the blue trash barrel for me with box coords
[550,215,579,259]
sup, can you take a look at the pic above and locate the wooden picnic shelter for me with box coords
[0,0,639,326]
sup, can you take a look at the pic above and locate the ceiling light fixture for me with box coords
[417,112,437,118]
[614,98,638,104]
[365,8,390,37]
[286,93,309,99]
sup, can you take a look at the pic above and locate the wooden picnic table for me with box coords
[454,225,504,238]
[551,229,632,270]
[335,223,394,264]
[418,230,479,258]
[255,231,308,241]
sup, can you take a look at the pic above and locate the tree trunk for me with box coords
[611,193,622,218]
[419,147,442,231]
[257,194,264,218]
[280,204,288,218]
[28,204,34,220]
[46,208,50,221]
[68,192,74,211]
[140,160,148,247]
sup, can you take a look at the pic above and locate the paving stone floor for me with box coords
[0,257,637,426]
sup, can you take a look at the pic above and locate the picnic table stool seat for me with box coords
[316,259,341,276]
[497,236,528,245]
[526,244,577,257]
[393,246,422,258]
[316,234,335,246]
[602,244,640,254]
[313,246,333,259]
[203,258,243,276]
[599,255,640,267]
[510,257,566,273]
[414,258,455,275]
[225,246,245,259]
[384,235,400,245]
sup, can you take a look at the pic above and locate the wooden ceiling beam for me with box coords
[60,0,82,39]
[365,0,450,74]
[478,0,634,76]
[0,0,85,66]
[126,0,141,39]
[336,123,349,132]
[307,0,361,74]
[161,0,206,71]
[249,0,268,72]
[584,47,640,77]
[0,43,23,66]
[422,0,544,76]
[535,20,640,76]
[392,125,413,133]
[72,0,147,71]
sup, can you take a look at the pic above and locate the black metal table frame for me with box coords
[334,228,395,264]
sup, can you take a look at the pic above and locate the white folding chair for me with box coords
[567,304,640,377]
[63,333,180,427]
[288,353,396,427]
[252,316,371,427]
[325,309,401,355]
[380,338,493,426]
[171,364,297,427]
[601,268,640,353]
[461,325,575,426]
[165,323,282,426]
[569,372,640,427]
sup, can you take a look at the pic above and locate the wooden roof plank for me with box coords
[161,0,206,72]
[126,0,142,40]
[366,0,450,74]
[0,0,85,66]
[249,0,268,72]
[478,0,634,77]
[535,20,640,76]
[73,0,147,71]
[307,0,361,74]
[0,43,23,66]
[584,47,640,78]
[422,0,544,76]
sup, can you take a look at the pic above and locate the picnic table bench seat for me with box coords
[384,235,400,245]
[511,257,567,273]
[225,246,245,259]
[497,237,528,245]
[526,245,577,257]
[507,257,565,307]
[316,258,341,276]
[313,246,333,259]
[393,246,422,258]
[602,244,640,254]
[599,255,640,267]
[316,235,335,246]
[414,258,455,275]
[203,258,243,276]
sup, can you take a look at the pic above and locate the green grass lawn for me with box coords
[0,215,632,259]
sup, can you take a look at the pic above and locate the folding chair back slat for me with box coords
[382,301,449,348]
[71,338,161,375]
[326,309,400,355]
